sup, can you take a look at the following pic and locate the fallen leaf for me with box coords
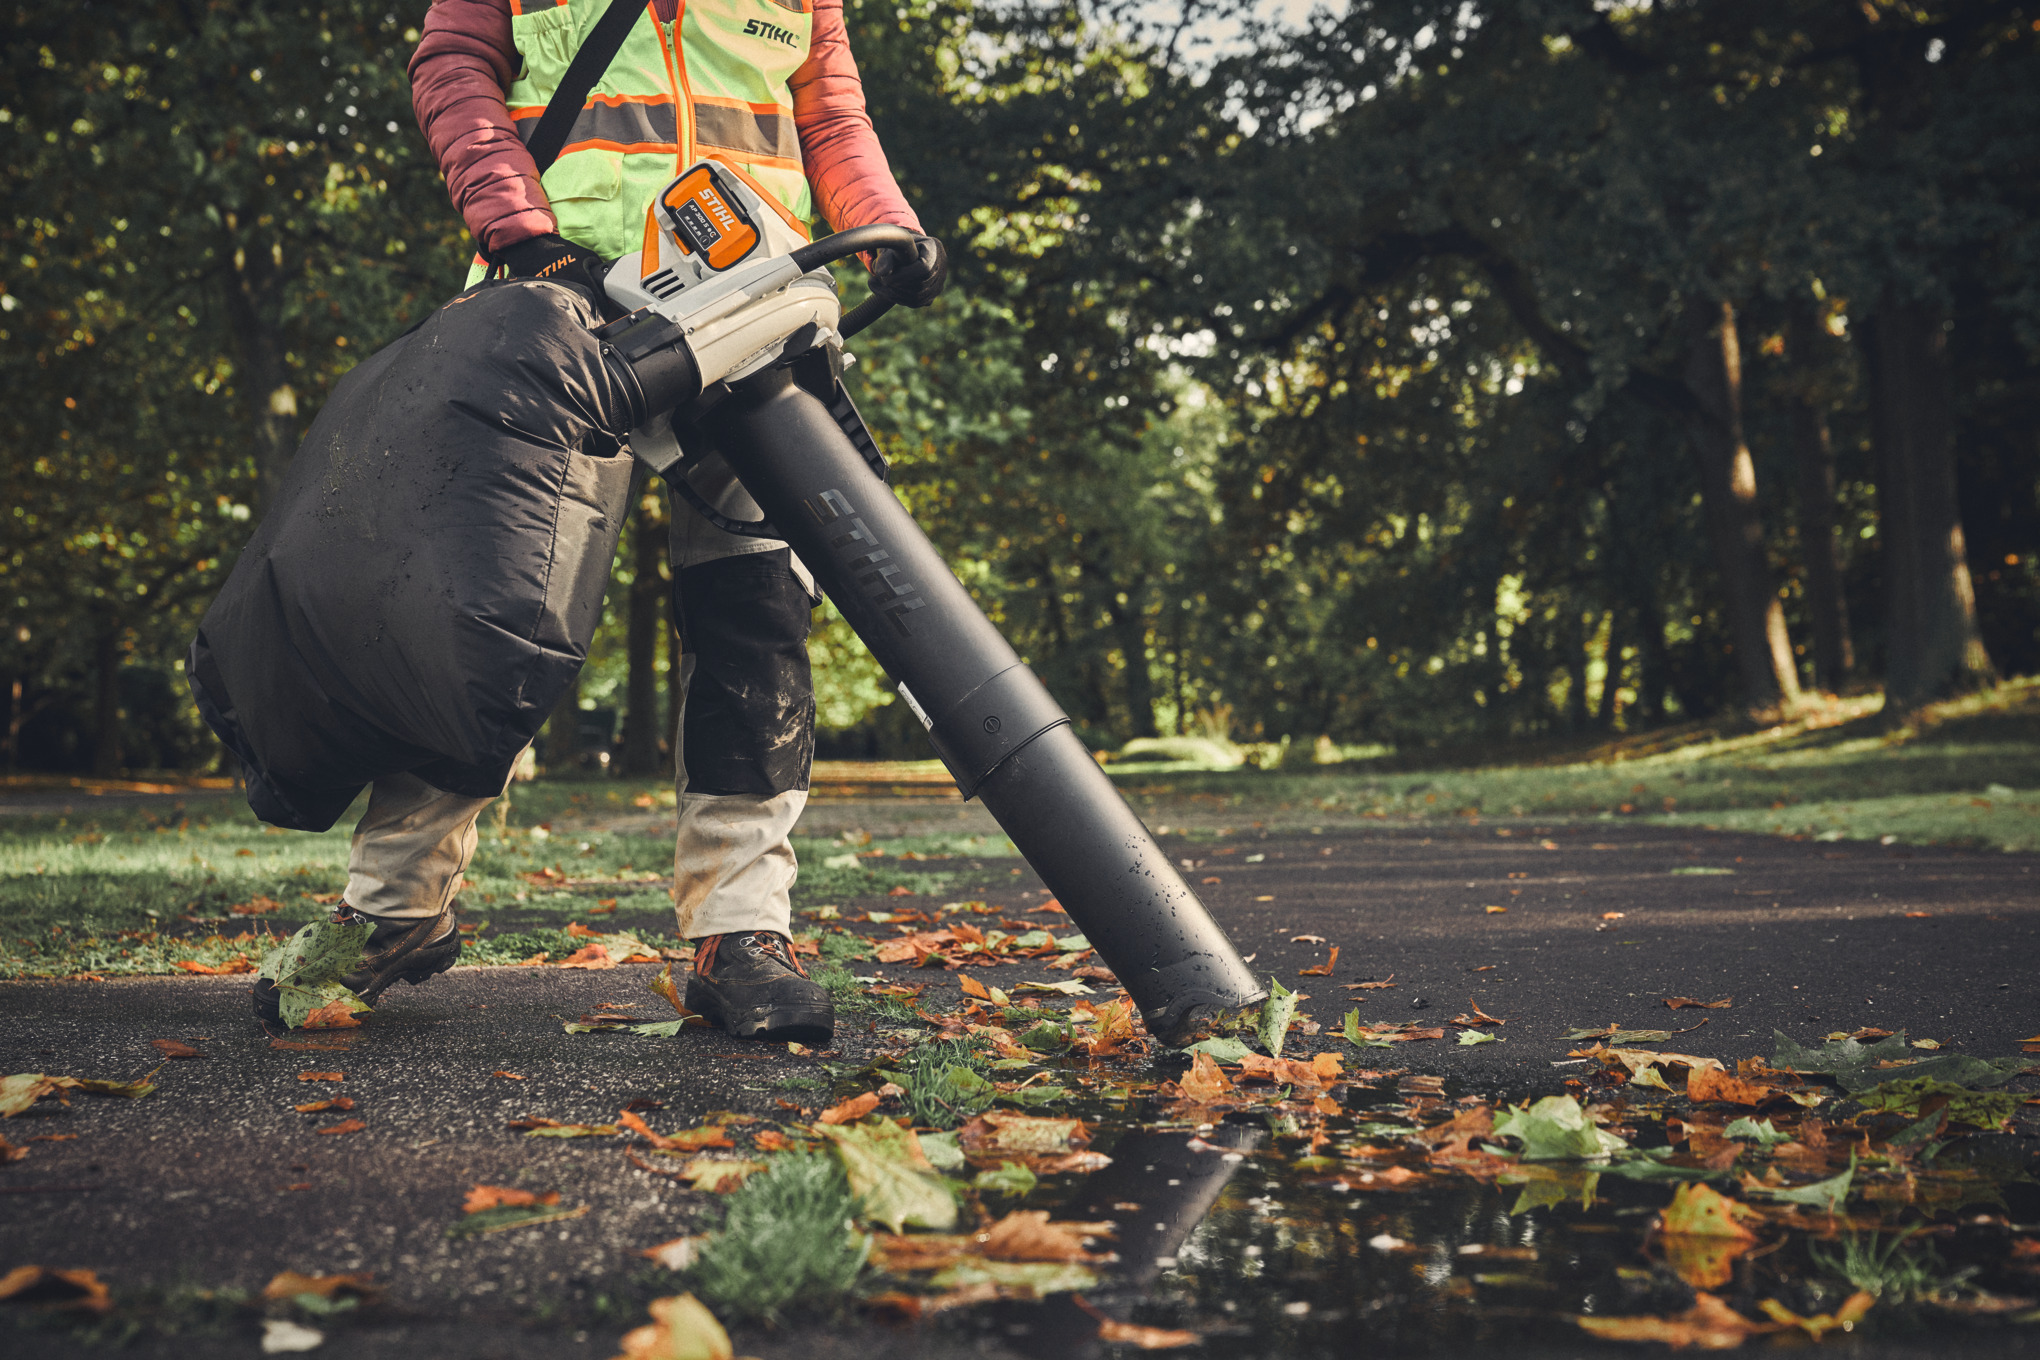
[614,1293,734,1360]
[0,1136,25,1163]
[296,1071,344,1082]
[1576,1291,1776,1347]
[641,1237,706,1271]
[620,1111,733,1151]
[676,1157,767,1193]
[492,1071,525,1080]
[958,974,991,1000]
[976,1210,1110,1263]
[262,1271,377,1302]
[1073,1295,1200,1349]
[316,1118,366,1135]
[1665,997,1733,1010]
[464,1185,562,1213]
[1492,1095,1629,1160]
[817,1091,883,1125]
[1757,1292,1874,1339]
[175,958,256,975]
[1485,905,1508,914]
[1687,1067,1797,1107]
[1344,976,1396,990]
[0,1266,112,1314]
[293,1097,355,1113]
[928,1258,1097,1296]
[1298,945,1340,977]
[818,1119,959,1232]
[1257,977,1300,1058]
[150,1039,203,1059]
[506,1118,619,1138]
[1174,1052,1240,1105]
[231,895,285,916]
[558,944,616,970]
[301,997,366,1030]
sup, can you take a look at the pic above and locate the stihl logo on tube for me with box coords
[742,17,799,45]
[660,166,759,271]
[805,489,926,636]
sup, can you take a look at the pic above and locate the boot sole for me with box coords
[685,984,834,1043]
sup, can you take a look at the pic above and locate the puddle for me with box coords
[826,1038,2040,1356]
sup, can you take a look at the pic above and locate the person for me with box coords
[282,0,948,1043]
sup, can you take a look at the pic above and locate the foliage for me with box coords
[901,1038,997,1129]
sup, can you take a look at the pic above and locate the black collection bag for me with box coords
[189,281,638,830]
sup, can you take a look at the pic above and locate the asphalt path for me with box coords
[1,820,2035,1357]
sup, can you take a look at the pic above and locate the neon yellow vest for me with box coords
[482,0,815,275]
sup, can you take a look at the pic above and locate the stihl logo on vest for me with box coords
[742,18,799,46]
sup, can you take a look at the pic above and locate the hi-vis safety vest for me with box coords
[488,0,815,272]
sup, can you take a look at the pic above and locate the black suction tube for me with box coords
[700,364,1265,1044]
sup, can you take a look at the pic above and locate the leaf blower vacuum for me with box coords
[191,159,1262,1044]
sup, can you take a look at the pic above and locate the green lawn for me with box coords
[5,679,2035,979]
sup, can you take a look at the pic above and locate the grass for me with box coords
[6,678,2035,978]
[689,1149,870,1324]
[1113,678,2040,851]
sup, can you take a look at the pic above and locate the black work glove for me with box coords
[868,233,949,308]
[494,232,613,312]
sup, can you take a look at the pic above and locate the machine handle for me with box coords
[839,295,895,339]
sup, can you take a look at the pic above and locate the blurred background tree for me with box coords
[3,0,2034,776]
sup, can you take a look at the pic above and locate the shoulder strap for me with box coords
[524,0,646,175]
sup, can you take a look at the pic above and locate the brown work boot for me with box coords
[251,905,463,1026]
[684,931,833,1043]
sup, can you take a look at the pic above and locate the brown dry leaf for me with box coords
[175,958,256,975]
[1290,933,1326,944]
[958,1111,1091,1161]
[620,1110,733,1152]
[958,974,991,1000]
[0,1136,25,1163]
[1576,1291,1776,1348]
[230,895,285,916]
[976,1211,1110,1263]
[1343,975,1396,990]
[465,1185,561,1213]
[1073,997,1141,1056]
[1664,997,1733,1010]
[1687,1067,1792,1107]
[296,1071,344,1082]
[150,1039,203,1059]
[1298,945,1340,977]
[1176,1052,1238,1104]
[559,944,616,970]
[302,998,365,1030]
[293,1097,356,1113]
[866,1283,1004,1319]
[1096,1318,1200,1350]
[1485,905,1508,915]
[262,1271,378,1302]
[493,1071,525,1080]
[316,1118,367,1135]
[817,1092,882,1126]
[614,1293,734,1360]
[1412,1104,1495,1155]
[869,1233,973,1273]
[0,1266,112,1315]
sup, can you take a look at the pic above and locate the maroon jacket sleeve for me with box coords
[791,0,924,236]
[408,0,556,257]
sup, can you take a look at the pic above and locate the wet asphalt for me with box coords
[0,820,2035,1357]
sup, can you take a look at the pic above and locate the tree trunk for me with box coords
[1565,611,1591,732]
[1631,583,1668,724]
[1108,592,1160,740]
[1862,297,1995,709]
[1595,612,1626,729]
[621,498,666,776]
[1792,394,1855,692]
[1683,300,1801,714]
[544,680,581,774]
[217,230,299,514]
[91,623,122,777]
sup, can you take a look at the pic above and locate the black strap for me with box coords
[524,0,646,175]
